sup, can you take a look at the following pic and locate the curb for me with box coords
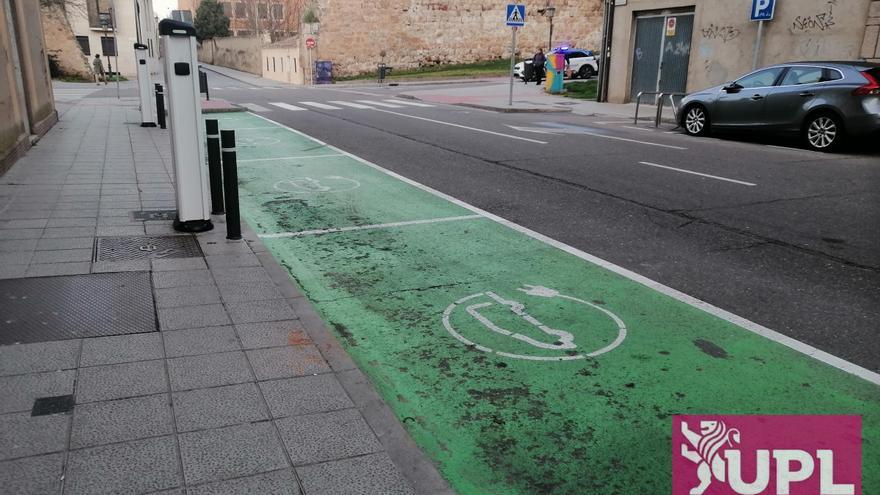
[239,220,454,495]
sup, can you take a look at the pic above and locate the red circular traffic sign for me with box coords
[306,38,316,49]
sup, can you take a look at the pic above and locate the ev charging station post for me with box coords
[506,4,526,107]
[750,0,775,69]
[133,43,155,127]
[158,19,213,233]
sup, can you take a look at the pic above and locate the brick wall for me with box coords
[862,1,880,61]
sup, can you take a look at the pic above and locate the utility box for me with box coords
[159,19,213,233]
[133,43,155,127]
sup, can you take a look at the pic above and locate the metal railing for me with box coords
[633,91,686,127]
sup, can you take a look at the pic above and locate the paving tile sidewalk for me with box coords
[0,93,449,494]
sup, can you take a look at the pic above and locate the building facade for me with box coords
[179,0,301,41]
[68,0,160,77]
[604,0,880,103]
[1,0,57,173]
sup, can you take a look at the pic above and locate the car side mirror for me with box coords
[723,82,742,93]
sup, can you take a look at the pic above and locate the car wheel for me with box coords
[578,66,595,79]
[803,112,843,152]
[683,104,710,137]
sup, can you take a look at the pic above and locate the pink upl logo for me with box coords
[672,415,861,495]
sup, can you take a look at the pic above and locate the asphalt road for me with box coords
[204,70,880,373]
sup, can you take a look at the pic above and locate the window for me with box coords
[101,36,116,56]
[736,67,784,88]
[822,69,843,82]
[258,3,268,18]
[221,1,232,17]
[76,35,91,55]
[781,66,824,86]
[272,4,283,19]
[234,2,247,18]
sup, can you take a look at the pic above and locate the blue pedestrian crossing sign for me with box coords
[506,4,526,26]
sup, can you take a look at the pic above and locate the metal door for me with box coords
[658,15,693,94]
[630,16,665,102]
[630,13,694,102]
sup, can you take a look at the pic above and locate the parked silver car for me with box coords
[677,62,880,151]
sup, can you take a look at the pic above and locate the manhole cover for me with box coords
[0,272,156,344]
[132,209,177,221]
[95,236,202,261]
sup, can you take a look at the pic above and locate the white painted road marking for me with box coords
[240,103,271,112]
[621,125,656,132]
[369,109,547,144]
[505,124,685,149]
[269,102,307,111]
[385,99,434,107]
[299,101,343,110]
[247,112,880,385]
[357,100,404,108]
[259,214,483,239]
[328,101,374,109]
[637,161,757,186]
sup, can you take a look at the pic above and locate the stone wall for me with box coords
[312,0,604,77]
[40,1,92,80]
[862,0,880,61]
[198,36,263,75]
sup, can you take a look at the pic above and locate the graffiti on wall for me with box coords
[701,24,741,43]
[791,1,837,33]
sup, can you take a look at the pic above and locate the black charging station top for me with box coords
[158,19,196,37]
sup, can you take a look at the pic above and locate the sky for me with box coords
[153,0,177,19]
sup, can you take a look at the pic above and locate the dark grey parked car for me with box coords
[677,62,880,151]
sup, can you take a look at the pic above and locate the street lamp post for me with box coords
[538,6,556,51]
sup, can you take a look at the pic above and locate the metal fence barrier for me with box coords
[634,91,686,127]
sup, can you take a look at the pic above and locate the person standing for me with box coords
[93,54,107,85]
[532,48,546,85]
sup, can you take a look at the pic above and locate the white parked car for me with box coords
[513,49,598,81]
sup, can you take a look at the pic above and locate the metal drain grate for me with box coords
[0,272,156,345]
[132,209,177,221]
[95,236,203,261]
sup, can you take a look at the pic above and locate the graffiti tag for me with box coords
[701,24,740,43]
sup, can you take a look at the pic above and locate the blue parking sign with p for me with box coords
[506,4,526,26]
[750,0,775,21]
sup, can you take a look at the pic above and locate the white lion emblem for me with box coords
[681,420,741,494]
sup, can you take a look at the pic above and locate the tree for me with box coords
[194,0,230,41]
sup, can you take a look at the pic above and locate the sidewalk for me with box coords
[0,91,448,493]
[398,81,675,121]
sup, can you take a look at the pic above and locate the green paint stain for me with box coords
[215,113,880,494]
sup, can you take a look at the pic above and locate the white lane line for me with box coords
[593,121,633,125]
[578,131,686,149]
[621,125,655,132]
[239,154,344,163]
[260,215,483,238]
[367,109,547,144]
[240,103,271,113]
[357,100,404,108]
[299,101,343,110]
[384,99,434,107]
[269,102,307,112]
[328,101,374,109]
[637,161,757,186]
[766,145,816,153]
[246,111,880,386]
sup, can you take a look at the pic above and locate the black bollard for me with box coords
[154,83,166,129]
[220,130,242,240]
[205,120,225,214]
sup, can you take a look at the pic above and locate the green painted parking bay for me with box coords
[216,112,880,494]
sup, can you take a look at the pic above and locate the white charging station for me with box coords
[158,19,213,233]
[133,43,156,127]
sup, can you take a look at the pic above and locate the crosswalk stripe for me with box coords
[384,99,434,107]
[241,103,271,112]
[269,102,307,111]
[356,100,403,108]
[328,101,374,109]
[299,101,343,110]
